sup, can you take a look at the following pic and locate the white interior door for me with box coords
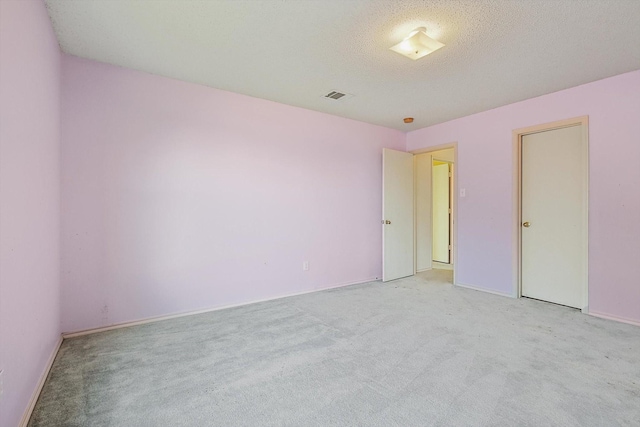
[432,162,450,263]
[521,125,585,308]
[383,148,414,282]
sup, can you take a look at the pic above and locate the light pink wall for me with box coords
[407,70,640,324]
[61,55,405,332]
[0,1,62,425]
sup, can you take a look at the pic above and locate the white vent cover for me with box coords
[323,91,353,101]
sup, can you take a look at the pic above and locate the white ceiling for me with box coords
[45,0,640,131]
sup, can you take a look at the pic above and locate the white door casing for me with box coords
[382,148,414,282]
[521,125,586,308]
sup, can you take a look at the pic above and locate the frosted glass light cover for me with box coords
[390,30,445,60]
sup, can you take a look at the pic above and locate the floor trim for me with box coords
[63,277,379,339]
[19,336,63,427]
[455,282,514,298]
[589,311,640,327]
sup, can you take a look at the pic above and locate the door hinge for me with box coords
[448,245,452,250]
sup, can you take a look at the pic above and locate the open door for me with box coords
[432,161,451,263]
[382,148,414,282]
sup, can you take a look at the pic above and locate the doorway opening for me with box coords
[381,144,457,284]
[415,148,455,278]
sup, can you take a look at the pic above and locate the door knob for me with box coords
[522,221,531,228]
[385,220,391,224]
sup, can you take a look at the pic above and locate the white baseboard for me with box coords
[455,282,514,298]
[63,277,379,339]
[19,336,63,427]
[589,311,640,327]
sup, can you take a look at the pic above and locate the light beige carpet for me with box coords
[30,270,640,426]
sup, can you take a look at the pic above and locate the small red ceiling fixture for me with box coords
[404,117,414,124]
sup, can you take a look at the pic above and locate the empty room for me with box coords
[2,0,640,426]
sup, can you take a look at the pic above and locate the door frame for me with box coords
[512,116,589,311]
[410,142,458,285]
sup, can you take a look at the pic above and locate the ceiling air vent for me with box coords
[323,91,353,101]
[325,91,346,100]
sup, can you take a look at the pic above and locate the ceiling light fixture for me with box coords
[390,27,444,60]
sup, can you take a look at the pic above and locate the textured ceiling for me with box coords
[45,0,640,131]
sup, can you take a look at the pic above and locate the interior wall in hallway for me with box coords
[407,70,640,325]
[0,1,62,425]
[415,154,433,272]
[61,55,405,333]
